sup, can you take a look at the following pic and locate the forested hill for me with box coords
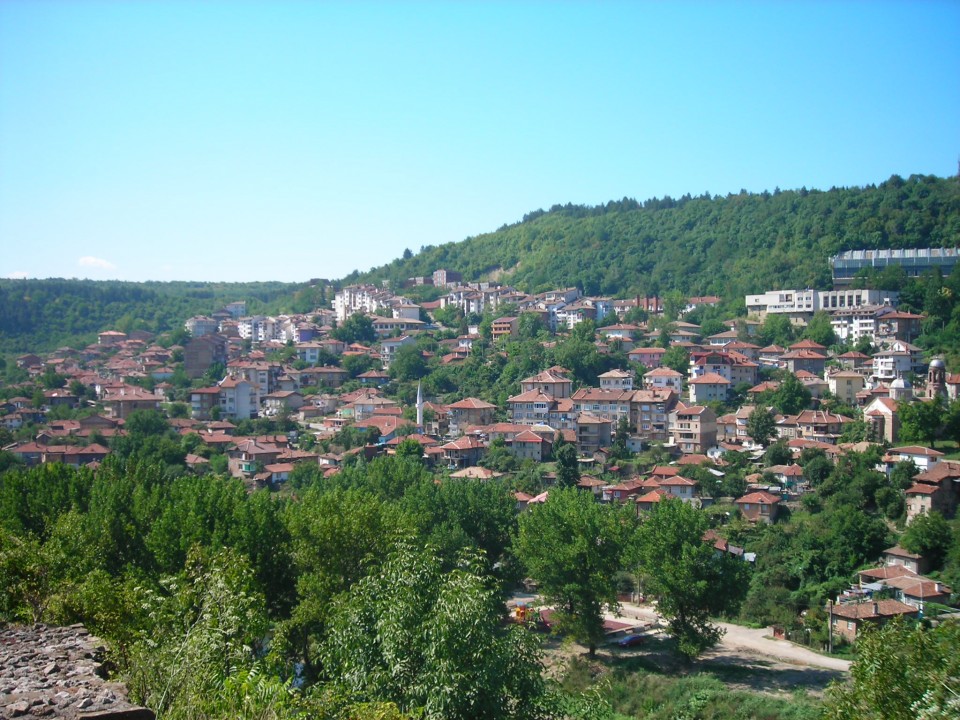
[346,174,960,299]
[0,279,324,353]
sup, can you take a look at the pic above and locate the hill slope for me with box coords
[347,174,960,298]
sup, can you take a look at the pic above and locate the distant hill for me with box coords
[0,279,324,354]
[345,174,960,300]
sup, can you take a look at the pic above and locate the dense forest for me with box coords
[347,174,960,301]
[0,279,326,354]
[3,174,958,356]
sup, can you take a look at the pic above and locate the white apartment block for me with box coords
[745,288,897,324]
[334,285,404,322]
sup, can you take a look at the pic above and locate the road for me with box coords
[612,601,851,672]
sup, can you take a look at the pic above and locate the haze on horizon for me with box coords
[1,1,958,284]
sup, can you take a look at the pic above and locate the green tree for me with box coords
[632,498,749,660]
[823,619,960,720]
[900,511,953,570]
[332,313,376,344]
[554,441,580,489]
[660,345,690,374]
[803,310,837,347]
[388,343,428,382]
[321,543,545,720]
[769,372,812,415]
[898,398,945,446]
[746,406,777,447]
[393,437,424,462]
[610,416,631,459]
[515,487,630,656]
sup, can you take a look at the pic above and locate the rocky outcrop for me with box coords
[0,624,153,720]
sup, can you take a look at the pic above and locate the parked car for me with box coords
[617,633,645,647]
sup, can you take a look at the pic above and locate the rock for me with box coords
[6,700,30,717]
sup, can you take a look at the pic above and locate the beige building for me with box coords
[670,405,717,454]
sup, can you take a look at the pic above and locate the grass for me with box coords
[559,652,826,720]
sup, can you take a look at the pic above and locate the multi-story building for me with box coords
[218,376,259,420]
[670,405,717,454]
[185,315,221,337]
[630,389,678,443]
[745,288,898,324]
[830,247,960,286]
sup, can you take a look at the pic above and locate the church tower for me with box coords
[926,358,947,400]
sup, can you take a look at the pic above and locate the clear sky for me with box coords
[1,1,958,283]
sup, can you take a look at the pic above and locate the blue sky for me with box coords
[1,1,958,283]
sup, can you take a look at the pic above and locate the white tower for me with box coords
[416,381,424,432]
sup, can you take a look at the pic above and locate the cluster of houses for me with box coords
[4,268,960,637]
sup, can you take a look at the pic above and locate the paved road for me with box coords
[614,601,851,673]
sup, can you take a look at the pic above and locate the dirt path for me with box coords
[613,601,851,672]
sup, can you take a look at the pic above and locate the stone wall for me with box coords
[0,624,153,720]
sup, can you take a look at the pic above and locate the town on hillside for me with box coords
[3,248,960,654]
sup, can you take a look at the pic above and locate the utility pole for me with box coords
[828,599,834,654]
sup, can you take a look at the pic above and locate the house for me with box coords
[670,405,717,454]
[447,397,496,435]
[440,435,486,468]
[635,487,673,513]
[520,369,573,399]
[658,475,698,502]
[884,545,931,575]
[863,397,899,444]
[829,599,918,643]
[622,390,671,442]
[491,316,519,342]
[190,386,222,420]
[781,349,828,376]
[688,373,730,404]
[735,491,781,523]
[101,385,163,419]
[183,335,229,379]
[217,376,260,420]
[883,445,943,474]
[643,366,684,394]
[509,430,553,462]
[598,369,634,391]
[827,370,866,406]
[571,388,635,426]
[576,413,612,455]
[628,346,667,369]
[262,390,305,417]
[790,410,854,444]
[380,335,417,368]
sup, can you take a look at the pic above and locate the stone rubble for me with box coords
[0,624,153,720]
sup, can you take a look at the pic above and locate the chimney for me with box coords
[872,602,879,616]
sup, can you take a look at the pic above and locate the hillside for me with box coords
[0,279,325,354]
[346,174,960,299]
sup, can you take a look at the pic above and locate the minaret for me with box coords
[416,381,424,432]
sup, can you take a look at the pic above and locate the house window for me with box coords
[846,621,854,630]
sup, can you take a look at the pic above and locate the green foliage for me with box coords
[332,313,376,344]
[554,441,580,488]
[515,487,631,656]
[767,373,813,415]
[124,548,270,719]
[320,543,545,720]
[632,498,750,660]
[898,398,945,445]
[823,619,960,720]
[746,406,777,447]
[661,345,690,374]
[345,175,960,306]
[900,511,953,569]
[803,310,836,347]
[0,278,310,354]
[388,343,428,382]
